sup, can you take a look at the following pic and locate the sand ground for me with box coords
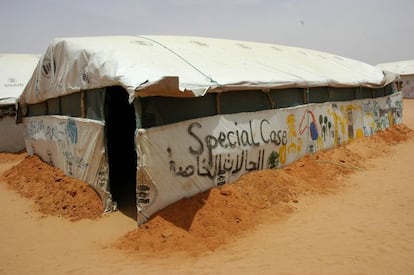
[0,99,414,275]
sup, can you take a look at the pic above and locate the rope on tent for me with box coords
[263,88,275,109]
[135,35,221,87]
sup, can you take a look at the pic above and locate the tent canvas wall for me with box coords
[18,35,401,225]
[377,60,414,98]
[0,54,40,152]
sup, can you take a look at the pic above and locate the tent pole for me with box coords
[264,89,274,109]
[80,90,86,118]
[216,93,221,114]
[304,87,310,104]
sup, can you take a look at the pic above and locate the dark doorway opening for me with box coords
[104,86,137,219]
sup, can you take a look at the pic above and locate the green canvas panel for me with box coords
[219,90,271,114]
[133,98,143,129]
[373,87,385,98]
[86,88,105,121]
[356,87,373,99]
[329,87,356,102]
[309,87,329,103]
[139,93,217,128]
[47,97,60,115]
[270,88,304,108]
[27,102,47,117]
[60,93,81,117]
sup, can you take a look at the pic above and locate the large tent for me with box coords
[0,54,40,152]
[377,60,414,98]
[18,35,402,224]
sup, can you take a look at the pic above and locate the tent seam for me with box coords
[135,35,221,87]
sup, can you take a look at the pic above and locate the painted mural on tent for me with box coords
[136,92,402,223]
[23,115,111,210]
[19,92,403,223]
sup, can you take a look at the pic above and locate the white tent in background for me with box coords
[377,60,414,98]
[0,54,40,152]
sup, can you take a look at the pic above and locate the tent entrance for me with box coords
[104,86,137,218]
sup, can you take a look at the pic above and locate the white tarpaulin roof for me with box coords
[0,54,40,106]
[19,35,395,105]
[377,59,414,76]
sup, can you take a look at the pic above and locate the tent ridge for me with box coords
[136,35,220,86]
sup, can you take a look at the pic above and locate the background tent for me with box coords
[377,60,414,98]
[0,54,40,152]
[17,36,401,224]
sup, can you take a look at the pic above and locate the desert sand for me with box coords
[1,99,414,275]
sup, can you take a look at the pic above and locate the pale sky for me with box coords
[0,0,413,65]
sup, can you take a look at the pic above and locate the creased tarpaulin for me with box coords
[0,54,40,106]
[377,59,414,76]
[135,92,402,224]
[19,35,397,106]
[23,116,112,211]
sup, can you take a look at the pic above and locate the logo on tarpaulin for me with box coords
[41,57,55,78]
[4,78,24,87]
[136,169,158,209]
[80,65,90,89]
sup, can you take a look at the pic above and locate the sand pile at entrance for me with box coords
[1,124,413,256]
[1,155,103,221]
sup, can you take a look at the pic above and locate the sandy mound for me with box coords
[114,124,414,256]
[1,124,413,256]
[0,155,103,221]
[0,151,26,165]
